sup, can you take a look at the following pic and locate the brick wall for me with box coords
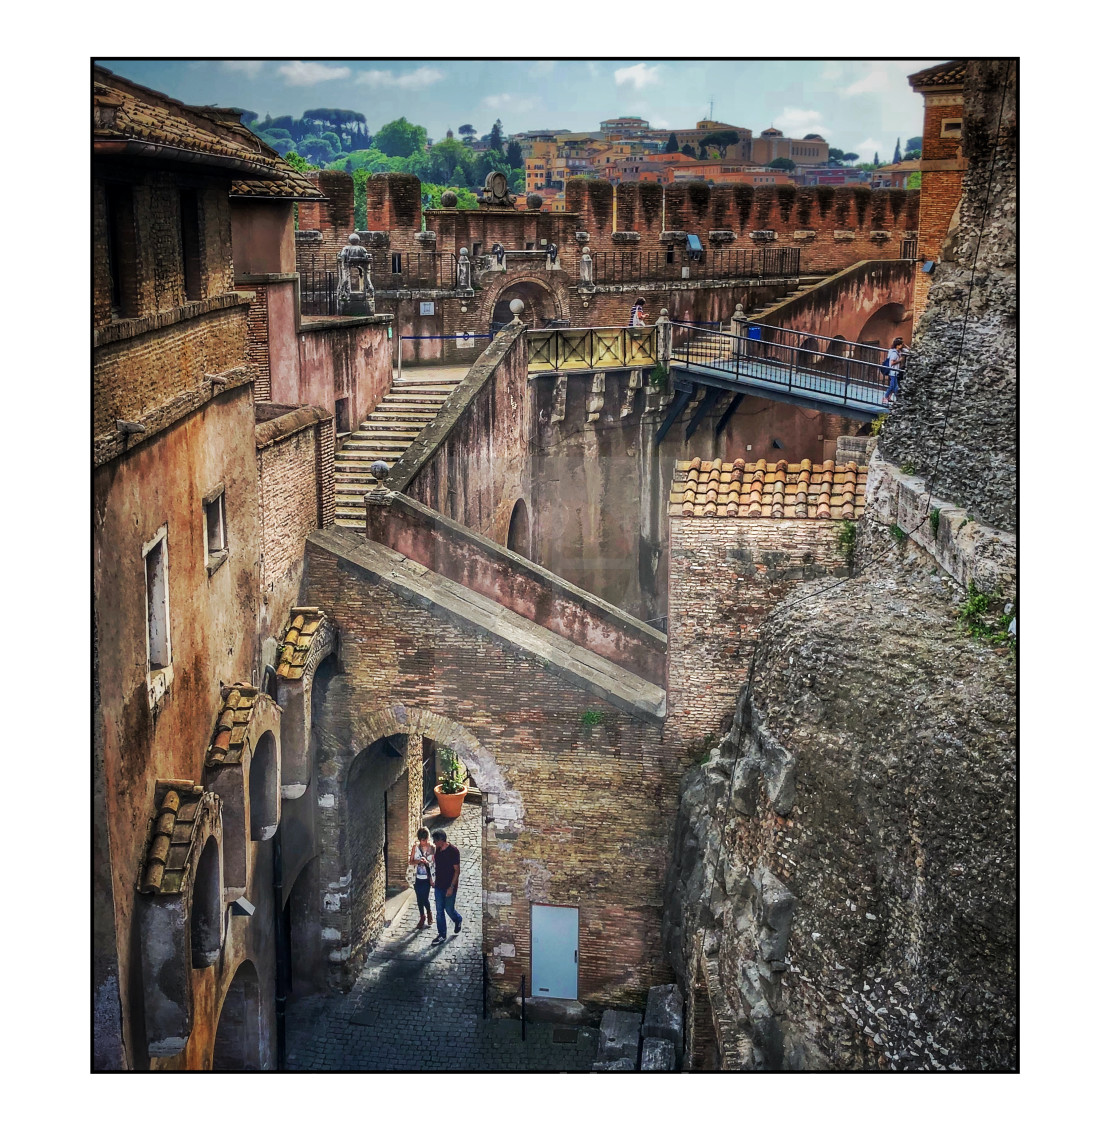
[668,516,849,746]
[247,285,271,401]
[303,535,682,1011]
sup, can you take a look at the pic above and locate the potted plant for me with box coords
[434,746,468,819]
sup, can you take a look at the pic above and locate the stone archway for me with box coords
[506,498,530,559]
[212,961,262,1070]
[316,704,524,990]
[491,278,564,331]
[856,302,908,349]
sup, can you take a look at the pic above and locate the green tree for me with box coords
[665,132,679,153]
[892,137,902,164]
[906,170,922,189]
[373,117,427,158]
[429,137,475,182]
[458,124,476,140]
[505,139,523,168]
[843,151,860,164]
[298,137,333,165]
[766,157,796,171]
[873,151,880,165]
[698,129,740,157]
[284,150,313,172]
[906,136,922,152]
[681,142,697,158]
[487,119,503,153]
[421,182,478,210]
[320,131,342,156]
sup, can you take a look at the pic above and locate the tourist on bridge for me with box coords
[629,298,647,327]
[411,827,435,931]
[430,828,464,945]
[884,336,910,405]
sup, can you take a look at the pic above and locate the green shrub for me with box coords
[436,746,467,793]
[837,519,857,570]
[580,710,604,727]
[956,583,1016,651]
[929,507,941,538]
[889,523,908,545]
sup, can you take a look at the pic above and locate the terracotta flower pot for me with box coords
[434,785,467,820]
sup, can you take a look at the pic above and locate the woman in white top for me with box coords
[411,826,435,930]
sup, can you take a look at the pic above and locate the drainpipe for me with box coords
[272,830,288,1070]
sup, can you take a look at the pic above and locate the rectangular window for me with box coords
[391,251,403,274]
[203,488,228,574]
[179,190,203,301]
[105,183,136,317]
[940,118,963,139]
[144,532,171,670]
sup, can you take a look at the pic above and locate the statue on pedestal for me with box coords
[337,233,372,314]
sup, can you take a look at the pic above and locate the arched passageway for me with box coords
[212,961,262,1070]
[857,302,908,349]
[190,836,221,968]
[491,279,561,331]
[507,498,530,559]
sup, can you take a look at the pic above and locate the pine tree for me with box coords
[874,151,880,166]
[665,132,679,153]
[488,120,503,153]
[893,137,902,164]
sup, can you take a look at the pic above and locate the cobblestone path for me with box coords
[286,801,597,1071]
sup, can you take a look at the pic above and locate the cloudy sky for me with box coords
[95,58,942,162]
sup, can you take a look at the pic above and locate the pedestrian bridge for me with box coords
[524,322,892,426]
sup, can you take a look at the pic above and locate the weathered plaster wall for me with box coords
[395,325,530,545]
[93,390,262,1067]
[292,317,393,429]
[879,59,1017,531]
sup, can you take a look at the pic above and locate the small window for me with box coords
[391,251,402,274]
[472,242,481,257]
[204,488,228,574]
[179,190,203,301]
[145,532,171,670]
[940,118,963,139]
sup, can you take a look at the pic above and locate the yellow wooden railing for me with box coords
[525,326,658,373]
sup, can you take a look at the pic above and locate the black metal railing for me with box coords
[671,322,895,409]
[900,238,918,260]
[298,266,338,316]
[593,245,799,284]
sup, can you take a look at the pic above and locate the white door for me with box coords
[531,904,579,999]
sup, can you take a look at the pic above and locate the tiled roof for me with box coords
[276,608,328,680]
[909,60,967,88]
[206,683,261,766]
[668,457,866,519]
[138,782,206,894]
[93,66,322,201]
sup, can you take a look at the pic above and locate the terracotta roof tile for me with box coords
[138,781,206,894]
[275,607,329,680]
[909,60,967,88]
[670,457,866,519]
[205,682,261,766]
[93,66,322,201]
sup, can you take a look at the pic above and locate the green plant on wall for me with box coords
[580,709,604,727]
[436,746,467,793]
[647,364,669,392]
[956,583,1017,651]
[889,523,908,546]
[869,414,887,436]
[929,507,941,538]
[837,519,857,570]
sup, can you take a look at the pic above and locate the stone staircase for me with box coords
[333,372,466,529]
[742,275,828,320]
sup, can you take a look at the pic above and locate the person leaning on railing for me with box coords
[883,337,911,405]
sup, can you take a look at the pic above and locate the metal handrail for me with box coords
[669,321,898,408]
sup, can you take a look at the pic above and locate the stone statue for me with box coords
[491,242,506,268]
[337,233,372,313]
[481,170,516,207]
[547,243,558,264]
[579,246,593,286]
[456,247,472,290]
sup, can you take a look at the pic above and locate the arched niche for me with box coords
[506,498,530,559]
[249,730,279,840]
[137,786,223,1058]
[212,961,263,1070]
[491,278,561,331]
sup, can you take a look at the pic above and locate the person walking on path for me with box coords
[410,827,435,931]
[629,297,647,327]
[883,336,910,405]
[429,828,463,946]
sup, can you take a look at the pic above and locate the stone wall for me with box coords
[879,59,1017,531]
[668,517,850,749]
[294,315,394,430]
[302,532,679,1011]
[392,324,530,546]
[663,545,1017,1070]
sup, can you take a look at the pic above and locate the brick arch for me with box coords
[347,704,524,828]
[475,272,571,329]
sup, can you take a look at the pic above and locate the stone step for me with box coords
[342,436,413,449]
[358,426,424,439]
[334,518,366,529]
[391,382,459,392]
[359,419,427,431]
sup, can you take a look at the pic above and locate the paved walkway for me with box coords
[286,801,597,1071]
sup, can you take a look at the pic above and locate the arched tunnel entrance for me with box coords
[491,279,561,332]
[857,302,909,349]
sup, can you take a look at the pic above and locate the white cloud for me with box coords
[774,107,830,137]
[854,137,885,162]
[277,61,350,86]
[221,60,264,79]
[614,63,660,90]
[841,60,920,97]
[529,61,556,76]
[650,117,670,130]
[357,66,444,90]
